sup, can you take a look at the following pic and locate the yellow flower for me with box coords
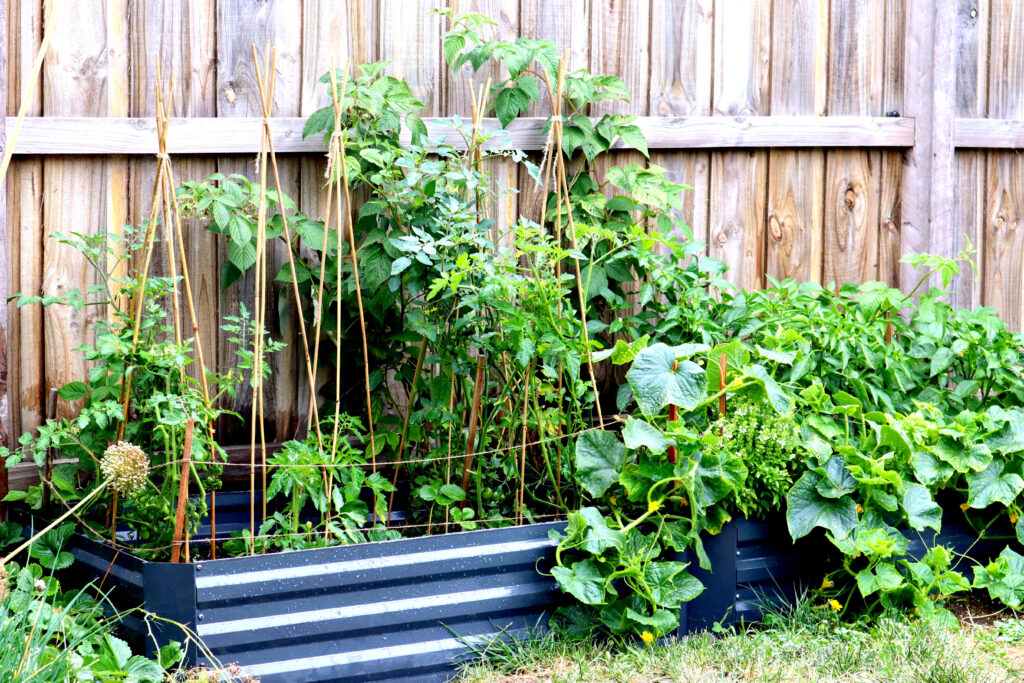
[820,577,833,590]
[856,504,863,514]
[1012,512,1020,525]
[960,502,971,512]
[609,497,618,506]
[828,599,842,612]
[640,630,655,645]
[648,500,661,514]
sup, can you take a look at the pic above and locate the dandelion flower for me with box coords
[640,630,655,645]
[100,441,150,495]
[828,599,842,612]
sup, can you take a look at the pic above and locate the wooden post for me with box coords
[0,0,9,522]
[900,0,957,300]
[170,418,195,563]
[718,354,727,418]
[40,387,57,514]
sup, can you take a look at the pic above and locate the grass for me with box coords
[455,597,1024,683]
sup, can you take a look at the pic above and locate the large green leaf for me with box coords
[622,417,674,455]
[786,473,859,541]
[902,484,943,532]
[623,607,678,634]
[932,437,992,473]
[695,448,747,507]
[625,343,706,417]
[813,456,857,499]
[743,364,792,415]
[575,431,627,497]
[578,507,625,555]
[987,407,1024,454]
[967,460,1024,509]
[643,561,704,608]
[29,523,75,570]
[973,546,1024,609]
[552,559,608,605]
[855,562,904,597]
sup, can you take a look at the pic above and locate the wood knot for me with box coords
[844,185,857,211]
[884,218,897,233]
[224,87,237,104]
[768,214,783,240]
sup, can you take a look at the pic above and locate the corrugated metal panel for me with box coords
[193,521,565,683]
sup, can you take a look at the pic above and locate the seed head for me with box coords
[100,441,150,495]
[0,565,8,602]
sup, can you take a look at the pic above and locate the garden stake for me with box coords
[308,120,338,431]
[2,480,111,566]
[719,353,728,418]
[252,44,324,451]
[388,333,428,523]
[459,355,487,507]
[550,55,604,428]
[41,388,58,515]
[518,361,533,524]
[328,63,376,468]
[170,418,195,563]
[667,362,678,465]
[247,44,274,554]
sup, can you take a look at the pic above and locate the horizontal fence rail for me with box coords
[2,115,916,154]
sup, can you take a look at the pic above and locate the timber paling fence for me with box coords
[0,0,1022,501]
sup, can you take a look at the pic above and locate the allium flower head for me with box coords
[100,441,150,495]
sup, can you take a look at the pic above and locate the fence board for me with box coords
[649,0,712,251]
[824,0,884,287]
[6,0,43,441]
[711,0,770,290]
[766,0,826,283]
[984,0,1024,330]
[7,0,1024,455]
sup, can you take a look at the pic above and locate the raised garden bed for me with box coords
[14,505,566,683]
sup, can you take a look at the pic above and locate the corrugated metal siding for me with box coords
[193,521,566,683]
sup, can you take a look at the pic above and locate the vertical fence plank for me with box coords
[6,0,43,440]
[824,0,883,287]
[129,0,219,394]
[517,0,589,225]
[954,0,988,308]
[711,0,770,290]
[380,0,441,116]
[444,1,520,243]
[41,0,121,418]
[984,0,1024,330]
[649,0,712,251]
[879,0,904,289]
[0,0,8,510]
[766,0,825,283]
[215,0,302,442]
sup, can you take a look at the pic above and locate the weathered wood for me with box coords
[6,0,44,444]
[649,0,712,253]
[0,0,8,513]
[766,0,826,283]
[955,119,1024,149]
[711,0,770,290]
[41,0,117,419]
[952,0,990,308]
[824,0,884,287]
[984,0,1024,329]
[215,0,302,443]
[879,0,903,289]
[4,115,917,154]
[380,0,441,116]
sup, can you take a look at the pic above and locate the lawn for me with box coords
[457,597,1024,683]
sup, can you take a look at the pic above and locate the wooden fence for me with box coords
[0,0,1021,471]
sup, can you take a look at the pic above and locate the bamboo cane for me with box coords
[459,355,487,507]
[170,419,195,563]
